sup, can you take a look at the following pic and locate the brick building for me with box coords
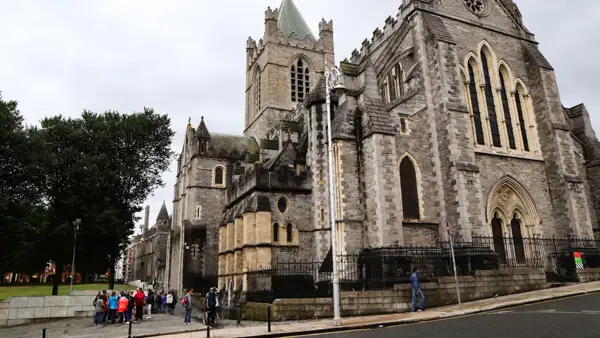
[166,0,600,295]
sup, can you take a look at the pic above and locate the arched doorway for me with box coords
[486,177,540,265]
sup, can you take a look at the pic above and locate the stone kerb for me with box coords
[0,294,96,327]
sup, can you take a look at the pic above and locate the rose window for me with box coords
[463,0,486,15]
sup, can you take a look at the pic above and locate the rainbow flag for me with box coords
[574,252,584,269]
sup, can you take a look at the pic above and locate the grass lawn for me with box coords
[0,283,134,301]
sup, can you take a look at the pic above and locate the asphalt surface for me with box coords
[310,292,600,338]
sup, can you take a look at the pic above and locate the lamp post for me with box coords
[70,218,82,295]
[325,63,345,326]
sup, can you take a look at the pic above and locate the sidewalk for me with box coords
[158,281,600,338]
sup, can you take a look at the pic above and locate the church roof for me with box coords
[156,201,169,220]
[277,0,315,40]
[209,133,259,159]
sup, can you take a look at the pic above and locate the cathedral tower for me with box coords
[244,0,335,141]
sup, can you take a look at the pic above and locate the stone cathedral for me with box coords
[166,0,600,295]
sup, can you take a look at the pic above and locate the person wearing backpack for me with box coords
[204,287,219,325]
[183,289,193,324]
[166,292,174,315]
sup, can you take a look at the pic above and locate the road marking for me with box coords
[490,310,600,315]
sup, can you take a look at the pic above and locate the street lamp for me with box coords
[70,218,82,295]
[325,63,345,326]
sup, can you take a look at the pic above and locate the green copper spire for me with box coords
[277,0,315,40]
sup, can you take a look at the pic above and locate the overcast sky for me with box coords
[1,0,599,232]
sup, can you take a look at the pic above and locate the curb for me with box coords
[144,289,599,338]
[238,290,600,338]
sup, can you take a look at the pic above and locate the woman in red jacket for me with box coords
[134,288,145,322]
[117,292,128,324]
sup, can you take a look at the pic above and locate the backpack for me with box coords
[181,296,187,306]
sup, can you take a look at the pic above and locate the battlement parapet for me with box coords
[347,5,405,64]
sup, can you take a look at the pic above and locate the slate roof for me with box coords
[196,116,210,139]
[421,13,454,44]
[208,133,259,159]
[521,42,553,70]
[277,0,315,41]
[156,201,169,220]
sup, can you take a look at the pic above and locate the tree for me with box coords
[36,108,174,292]
[0,93,46,280]
[78,109,174,289]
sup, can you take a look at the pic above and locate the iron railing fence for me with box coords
[243,236,600,300]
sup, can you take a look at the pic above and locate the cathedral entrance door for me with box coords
[491,214,507,265]
[510,215,526,264]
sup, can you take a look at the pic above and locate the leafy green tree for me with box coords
[0,93,46,280]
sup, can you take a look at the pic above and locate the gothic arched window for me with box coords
[291,59,310,103]
[499,70,516,150]
[214,166,224,185]
[254,67,261,117]
[467,62,485,145]
[515,85,530,152]
[286,223,293,243]
[379,62,404,104]
[273,222,279,242]
[400,157,420,220]
[481,50,502,147]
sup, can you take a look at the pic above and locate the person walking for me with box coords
[93,294,105,326]
[183,289,193,324]
[107,292,119,324]
[134,288,145,322]
[204,287,219,325]
[411,267,425,312]
[146,289,155,319]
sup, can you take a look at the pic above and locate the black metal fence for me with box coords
[245,235,600,300]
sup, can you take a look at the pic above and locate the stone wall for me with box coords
[575,268,600,283]
[0,295,96,327]
[245,268,546,321]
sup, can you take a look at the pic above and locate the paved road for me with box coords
[311,292,600,338]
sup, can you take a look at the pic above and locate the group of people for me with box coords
[92,288,178,326]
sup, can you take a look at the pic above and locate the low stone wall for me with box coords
[249,268,547,321]
[576,268,600,283]
[0,295,96,327]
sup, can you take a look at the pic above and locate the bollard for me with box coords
[236,302,241,325]
[267,305,271,332]
[207,325,210,337]
[128,320,133,338]
[42,328,46,338]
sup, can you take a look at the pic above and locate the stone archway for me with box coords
[486,176,540,264]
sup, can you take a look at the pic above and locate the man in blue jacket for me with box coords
[411,267,424,312]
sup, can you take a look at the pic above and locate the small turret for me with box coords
[156,201,169,221]
[246,37,257,67]
[143,205,150,233]
[264,6,279,42]
[319,19,334,53]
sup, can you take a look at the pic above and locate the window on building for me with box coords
[277,197,287,213]
[291,59,310,103]
[515,86,530,152]
[400,118,408,134]
[380,62,404,104]
[254,67,261,117]
[195,205,202,220]
[400,157,420,220]
[481,51,502,147]
[467,62,485,145]
[320,208,325,224]
[273,222,279,242]
[286,223,293,243]
[214,166,224,185]
[499,71,516,149]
